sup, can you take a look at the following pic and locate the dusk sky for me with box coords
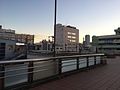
[1,0,120,42]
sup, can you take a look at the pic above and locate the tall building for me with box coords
[92,27,120,55]
[85,35,90,47]
[56,24,79,52]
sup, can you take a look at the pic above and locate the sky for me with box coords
[0,0,120,43]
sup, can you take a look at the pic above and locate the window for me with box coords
[68,36,71,38]
[72,33,76,35]
[68,32,71,34]
[72,36,76,39]
[71,40,76,42]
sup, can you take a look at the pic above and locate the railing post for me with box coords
[94,56,96,65]
[100,56,107,65]
[77,57,79,70]
[0,64,5,90]
[28,61,33,83]
[86,57,89,68]
[58,59,62,74]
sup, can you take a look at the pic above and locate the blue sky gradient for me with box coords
[1,0,120,42]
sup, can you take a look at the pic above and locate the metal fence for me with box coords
[0,53,106,90]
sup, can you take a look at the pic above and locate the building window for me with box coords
[68,32,76,35]
[71,40,76,42]
[72,36,76,39]
[68,36,71,38]
[68,32,71,34]
[72,33,76,35]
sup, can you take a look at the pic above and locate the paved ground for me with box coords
[30,56,120,90]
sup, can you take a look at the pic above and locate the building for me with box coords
[15,34,34,44]
[15,34,34,51]
[83,35,91,48]
[92,27,120,55]
[85,35,90,47]
[35,40,53,51]
[81,35,92,54]
[0,25,15,40]
[0,25,34,60]
[0,25,16,60]
[0,25,34,45]
[56,24,79,52]
[0,39,16,60]
[40,40,53,51]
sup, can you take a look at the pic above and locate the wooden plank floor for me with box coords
[30,56,120,90]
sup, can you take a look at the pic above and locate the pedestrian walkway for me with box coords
[30,56,120,90]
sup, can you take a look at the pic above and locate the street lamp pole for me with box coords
[53,0,57,57]
[25,35,28,59]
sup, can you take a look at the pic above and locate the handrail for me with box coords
[0,53,104,64]
[0,53,106,90]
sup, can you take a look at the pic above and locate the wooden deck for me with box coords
[30,56,120,90]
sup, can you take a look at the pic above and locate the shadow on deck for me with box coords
[30,56,120,90]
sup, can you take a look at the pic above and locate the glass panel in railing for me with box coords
[5,63,28,87]
[62,58,77,73]
[96,56,101,64]
[33,60,57,81]
[79,58,87,68]
[88,57,94,66]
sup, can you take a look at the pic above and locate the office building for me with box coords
[92,27,120,55]
[56,24,79,52]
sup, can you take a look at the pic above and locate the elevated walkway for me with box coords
[31,56,120,90]
[0,54,106,90]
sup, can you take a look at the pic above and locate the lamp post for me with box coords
[25,35,28,59]
[53,0,57,57]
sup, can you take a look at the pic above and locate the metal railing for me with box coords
[0,53,106,90]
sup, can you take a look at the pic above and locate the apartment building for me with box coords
[56,24,79,52]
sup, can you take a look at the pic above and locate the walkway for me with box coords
[30,56,120,90]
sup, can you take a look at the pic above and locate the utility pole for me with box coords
[53,0,57,57]
[25,35,28,59]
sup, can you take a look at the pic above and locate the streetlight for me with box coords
[25,35,28,59]
[53,0,57,57]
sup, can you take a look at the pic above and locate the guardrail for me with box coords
[0,54,106,90]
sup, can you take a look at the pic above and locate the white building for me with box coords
[92,27,120,55]
[55,24,79,52]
